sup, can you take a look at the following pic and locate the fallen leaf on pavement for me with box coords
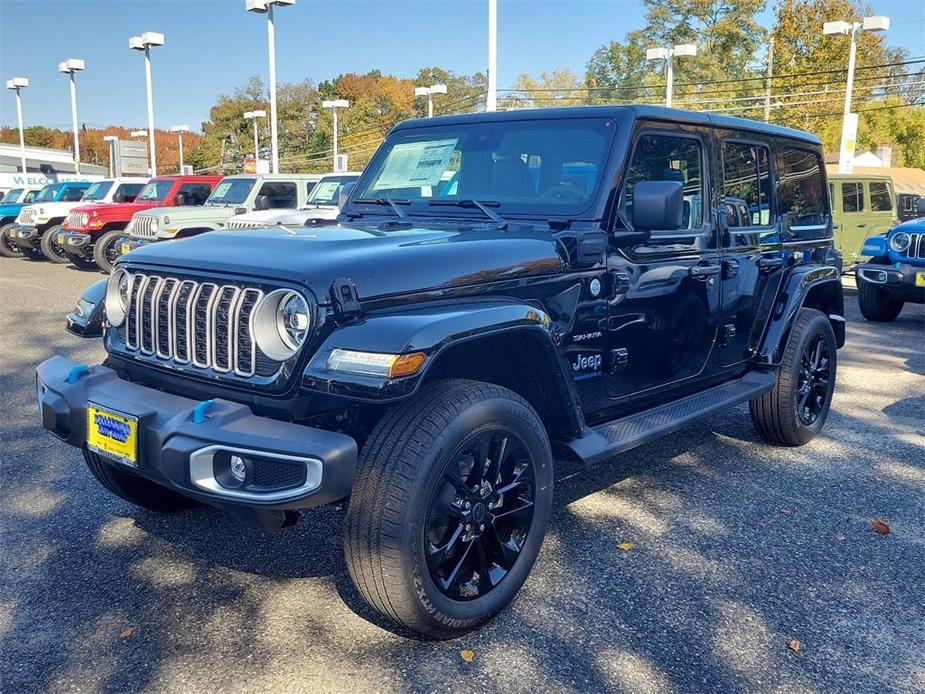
[871,519,891,535]
[617,542,634,551]
[778,508,792,515]
[787,640,801,652]
[120,627,135,639]
[460,649,475,663]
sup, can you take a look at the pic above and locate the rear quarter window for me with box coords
[775,146,829,239]
[869,181,893,212]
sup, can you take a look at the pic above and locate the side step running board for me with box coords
[563,371,775,466]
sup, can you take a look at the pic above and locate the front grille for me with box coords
[66,211,84,229]
[131,216,158,238]
[123,272,265,377]
[906,233,925,259]
[20,208,35,224]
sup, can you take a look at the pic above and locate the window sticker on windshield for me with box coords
[373,139,458,190]
[312,181,341,200]
[212,182,232,198]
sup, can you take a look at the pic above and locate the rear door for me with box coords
[836,179,867,262]
[866,179,896,243]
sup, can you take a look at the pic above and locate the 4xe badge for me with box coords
[571,352,603,381]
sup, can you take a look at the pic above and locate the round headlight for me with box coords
[150,219,160,234]
[105,269,132,327]
[890,232,910,253]
[80,212,90,227]
[253,289,312,361]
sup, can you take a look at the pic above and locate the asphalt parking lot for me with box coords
[1,258,923,694]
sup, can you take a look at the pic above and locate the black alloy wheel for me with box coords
[425,429,536,600]
[796,335,831,426]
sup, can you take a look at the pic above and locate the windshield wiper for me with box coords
[428,199,508,229]
[354,197,410,220]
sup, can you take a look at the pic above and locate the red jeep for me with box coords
[60,175,222,273]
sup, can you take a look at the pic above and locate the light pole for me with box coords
[322,99,349,172]
[486,0,497,111]
[58,59,85,174]
[129,31,165,176]
[824,16,890,173]
[103,135,119,177]
[646,44,697,107]
[246,0,295,174]
[414,84,448,118]
[5,77,29,174]
[243,110,266,160]
[170,125,190,173]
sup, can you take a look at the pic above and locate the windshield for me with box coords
[307,175,358,205]
[81,181,114,201]
[1,188,23,203]
[352,117,615,218]
[206,178,256,205]
[34,184,63,203]
[136,180,173,202]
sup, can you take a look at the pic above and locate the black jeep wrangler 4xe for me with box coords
[37,106,844,639]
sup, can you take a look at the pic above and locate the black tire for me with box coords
[83,449,199,512]
[344,379,553,639]
[857,277,903,322]
[750,308,837,446]
[0,223,22,258]
[40,225,70,263]
[93,229,125,274]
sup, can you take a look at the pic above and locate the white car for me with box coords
[10,177,148,262]
[223,173,361,230]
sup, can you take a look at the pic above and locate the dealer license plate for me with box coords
[916,272,925,287]
[87,403,138,466]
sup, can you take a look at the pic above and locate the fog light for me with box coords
[213,450,250,489]
[230,455,247,482]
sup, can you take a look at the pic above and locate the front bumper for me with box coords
[118,237,151,257]
[9,223,41,249]
[37,355,358,514]
[58,230,92,255]
[857,261,925,303]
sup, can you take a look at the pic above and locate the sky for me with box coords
[1,0,924,132]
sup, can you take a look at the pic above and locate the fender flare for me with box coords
[756,265,844,365]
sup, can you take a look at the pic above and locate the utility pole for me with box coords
[763,37,774,123]
[486,0,497,111]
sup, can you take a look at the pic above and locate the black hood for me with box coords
[123,223,568,303]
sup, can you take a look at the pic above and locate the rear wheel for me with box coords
[750,308,837,446]
[40,225,70,263]
[0,223,22,258]
[857,276,903,322]
[344,379,553,639]
[84,449,199,512]
[93,229,125,273]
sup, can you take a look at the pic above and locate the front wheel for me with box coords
[93,229,125,274]
[750,308,837,446]
[857,277,903,322]
[40,225,70,263]
[344,379,553,639]
[0,223,22,258]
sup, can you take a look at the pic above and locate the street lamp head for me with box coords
[170,125,190,133]
[246,0,295,12]
[862,15,890,32]
[130,130,148,138]
[430,84,448,95]
[413,86,431,97]
[103,135,119,142]
[322,99,350,109]
[646,47,671,61]
[58,58,86,74]
[823,20,852,36]
[243,110,267,119]
[129,32,165,49]
[6,77,29,90]
[673,43,698,57]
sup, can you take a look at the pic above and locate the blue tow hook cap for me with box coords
[66,364,89,384]
[192,399,216,425]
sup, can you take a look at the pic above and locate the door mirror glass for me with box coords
[254,194,270,211]
[174,192,188,206]
[916,197,925,217]
[631,180,684,232]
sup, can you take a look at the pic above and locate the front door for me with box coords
[569,126,722,422]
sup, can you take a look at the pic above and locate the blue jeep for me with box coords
[856,198,925,321]
[0,186,43,257]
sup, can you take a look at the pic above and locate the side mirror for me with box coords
[65,279,107,338]
[631,180,684,232]
[255,194,270,211]
[174,192,188,206]
[916,197,925,217]
[338,182,356,208]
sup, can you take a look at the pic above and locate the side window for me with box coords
[841,182,864,213]
[257,181,297,209]
[624,133,704,231]
[721,141,773,227]
[115,184,144,202]
[61,187,86,202]
[775,147,828,237]
[869,181,893,212]
[178,183,211,205]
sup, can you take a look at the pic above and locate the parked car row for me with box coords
[0,172,360,272]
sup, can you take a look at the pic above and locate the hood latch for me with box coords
[330,277,362,320]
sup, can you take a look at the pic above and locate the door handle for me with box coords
[689,264,722,279]
[758,257,784,271]
[857,222,867,228]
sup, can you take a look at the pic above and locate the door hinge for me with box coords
[610,347,629,373]
[610,270,630,296]
[723,259,739,280]
[330,277,361,319]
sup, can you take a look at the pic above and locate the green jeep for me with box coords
[828,173,896,265]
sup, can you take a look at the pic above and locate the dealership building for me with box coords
[0,142,105,192]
